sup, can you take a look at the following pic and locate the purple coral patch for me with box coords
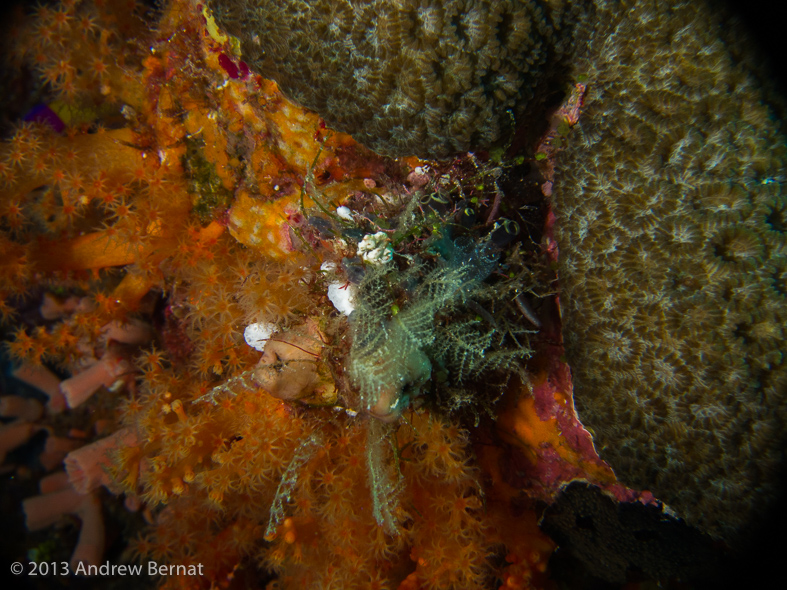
[218,53,239,79]
[24,104,65,133]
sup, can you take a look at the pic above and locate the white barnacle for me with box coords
[336,206,353,220]
[244,322,277,352]
[327,282,356,315]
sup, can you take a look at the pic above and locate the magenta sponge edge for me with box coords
[552,0,787,543]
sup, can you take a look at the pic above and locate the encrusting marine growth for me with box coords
[206,0,583,158]
[1,0,785,588]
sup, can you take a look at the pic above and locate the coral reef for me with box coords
[207,0,582,158]
[0,1,587,588]
[115,382,502,589]
[4,0,784,587]
[552,0,787,541]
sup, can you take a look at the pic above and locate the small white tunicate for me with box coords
[336,206,353,220]
[320,261,337,272]
[327,282,356,315]
[358,231,393,266]
[244,322,277,352]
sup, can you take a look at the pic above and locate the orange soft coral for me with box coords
[121,382,496,589]
[1,2,576,589]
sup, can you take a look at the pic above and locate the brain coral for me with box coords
[553,0,787,542]
[207,0,581,158]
